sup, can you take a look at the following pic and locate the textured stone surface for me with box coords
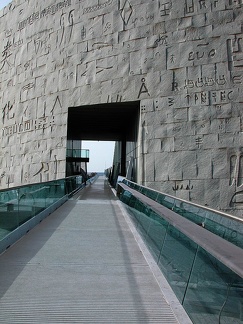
[0,0,243,216]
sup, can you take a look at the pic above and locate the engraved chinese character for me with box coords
[170,54,175,63]
[0,40,12,71]
[2,101,14,124]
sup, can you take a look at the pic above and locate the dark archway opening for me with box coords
[66,101,140,184]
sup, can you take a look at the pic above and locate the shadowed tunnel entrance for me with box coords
[66,101,140,179]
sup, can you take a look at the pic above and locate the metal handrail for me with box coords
[122,179,243,223]
[118,182,243,278]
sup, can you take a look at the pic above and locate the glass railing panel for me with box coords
[120,189,137,208]
[48,180,65,201]
[183,247,243,324]
[65,176,83,196]
[140,187,159,201]
[66,149,89,158]
[145,210,168,261]
[123,180,243,248]
[0,176,85,242]
[156,194,176,209]
[157,224,198,304]
[123,203,169,263]
[66,177,77,195]
[18,185,37,224]
[166,201,243,249]
[0,189,19,239]
[119,188,243,323]
[132,201,152,238]
[82,149,89,158]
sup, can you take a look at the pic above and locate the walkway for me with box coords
[0,177,191,323]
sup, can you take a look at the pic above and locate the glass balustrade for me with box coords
[122,179,243,249]
[119,186,243,324]
[0,176,84,241]
[66,149,90,159]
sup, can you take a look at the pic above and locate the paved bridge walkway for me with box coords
[0,177,191,323]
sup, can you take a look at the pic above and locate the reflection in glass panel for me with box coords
[123,180,243,248]
[120,187,243,323]
[158,225,198,303]
[183,247,243,324]
[0,176,84,242]
[0,189,19,239]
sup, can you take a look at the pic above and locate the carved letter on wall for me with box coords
[120,0,133,25]
[138,78,150,98]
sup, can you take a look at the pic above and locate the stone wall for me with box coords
[0,0,243,215]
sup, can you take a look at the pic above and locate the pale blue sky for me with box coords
[0,0,115,173]
[0,0,11,10]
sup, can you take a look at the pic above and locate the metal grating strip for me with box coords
[0,177,185,324]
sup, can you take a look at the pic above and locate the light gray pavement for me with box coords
[0,176,192,323]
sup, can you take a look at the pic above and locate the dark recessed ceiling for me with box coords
[67,101,140,141]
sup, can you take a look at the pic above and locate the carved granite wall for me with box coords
[0,0,243,215]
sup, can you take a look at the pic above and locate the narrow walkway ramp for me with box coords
[0,176,189,323]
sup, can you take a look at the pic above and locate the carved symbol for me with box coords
[227,36,243,72]
[199,0,206,9]
[170,54,175,63]
[168,97,174,106]
[138,78,150,99]
[172,81,178,91]
[51,96,62,114]
[229,0,243,6]
[0,40,12,71]
[92,42,110,50]
[195,137,203,148]
[5,29,12,38]
[24,61,31,70]
[22,83,35,92]
[229,152,243,207]
[232,75,242,84]
[185,0,195,14]
[83,0,112,14]
[96,65,113,74]
[230,153,243,187]
[59,13,66,46]
[2,101,14,124]
[54,155,58,177]
[7,79,13,87]
[81,26,86,40]
[59,10,74,46]
[34,39,42,54]
[160,2,172,16]
[154,35,168,47]
[104,22,112,33]
[173,182,193,191]
[1,172,5,179]
[120,0,133,25]
[107,94,122,103]
[68,10,74,43]
[32,162,49,177]
[56,137,65,148]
